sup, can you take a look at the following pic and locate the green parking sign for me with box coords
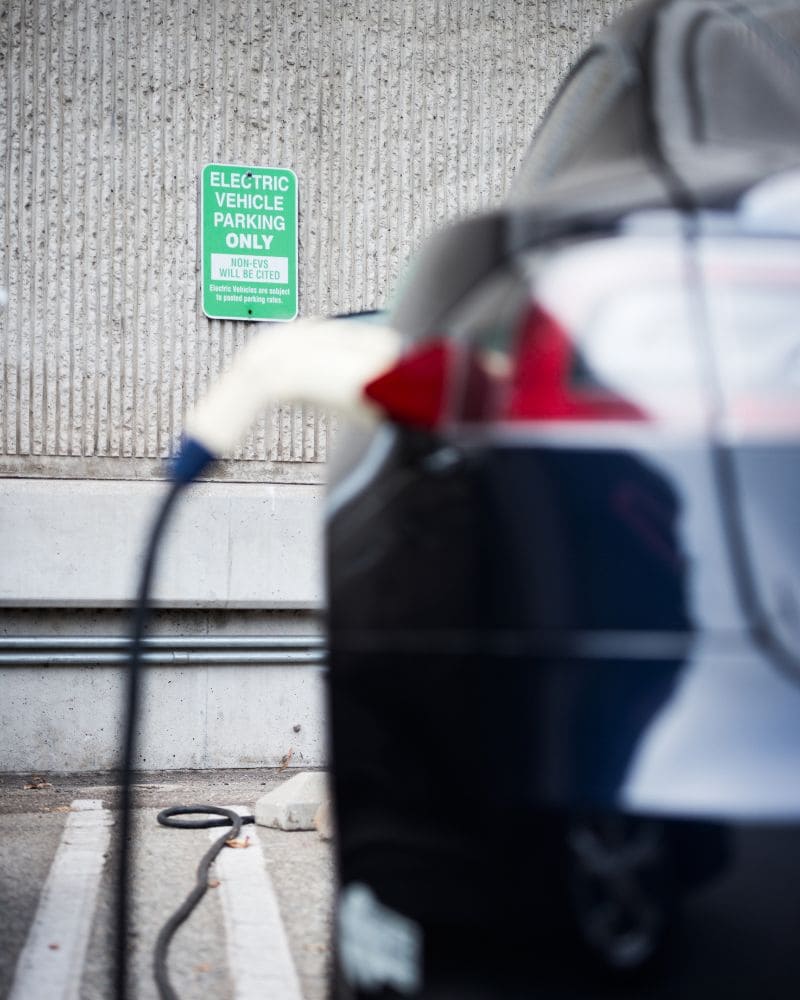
[200,163,298,321]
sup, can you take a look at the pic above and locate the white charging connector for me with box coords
[172,317,401,481]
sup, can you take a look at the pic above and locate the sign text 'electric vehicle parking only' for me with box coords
[201,163,298,321]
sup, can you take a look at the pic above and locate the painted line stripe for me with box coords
[9,799,112,1000]
[211,807,303,1000]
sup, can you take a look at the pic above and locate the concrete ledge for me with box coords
[0,479,324,608]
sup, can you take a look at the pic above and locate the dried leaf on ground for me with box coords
[24,776,52,790]
[225,836,251,849]
[278,747,293,771]
[314,799,335,841]
[51,805,71,813]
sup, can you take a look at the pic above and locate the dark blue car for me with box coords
[326,1,800,995]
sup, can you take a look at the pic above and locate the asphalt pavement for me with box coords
[0,769,334,1000]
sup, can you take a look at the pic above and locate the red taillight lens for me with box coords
[363,340,450,429]
[363,306,648,429]
[363,338,499,428]
[504,306,647,422]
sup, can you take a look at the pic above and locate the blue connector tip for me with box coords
[170,437,215,484]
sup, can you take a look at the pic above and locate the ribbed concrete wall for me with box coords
[0,0,631,480]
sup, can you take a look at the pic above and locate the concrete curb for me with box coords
[255,771,329,831]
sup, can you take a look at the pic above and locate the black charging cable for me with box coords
[115,480,184,1000]
[116,467,257,1000]
[115,441,222,999]
[115,470,260,998]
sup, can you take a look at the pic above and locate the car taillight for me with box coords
[363,340,451,429]
[363,305,647,429]
[504,306,647,422]
[363,337,499,428]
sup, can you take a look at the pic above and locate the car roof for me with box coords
[509,0,800,215]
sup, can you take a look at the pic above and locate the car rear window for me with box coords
[699,238,800,434]
[531,236,706,424]
[447,233,708,426]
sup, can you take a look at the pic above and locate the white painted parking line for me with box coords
[8,799,112,1000]
[211,806,303,1000]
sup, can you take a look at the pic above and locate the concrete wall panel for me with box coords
[0,478,324,607]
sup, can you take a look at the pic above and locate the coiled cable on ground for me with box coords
[153,806,255,1000]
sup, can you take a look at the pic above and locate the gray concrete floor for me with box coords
[0,769,334,1000]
